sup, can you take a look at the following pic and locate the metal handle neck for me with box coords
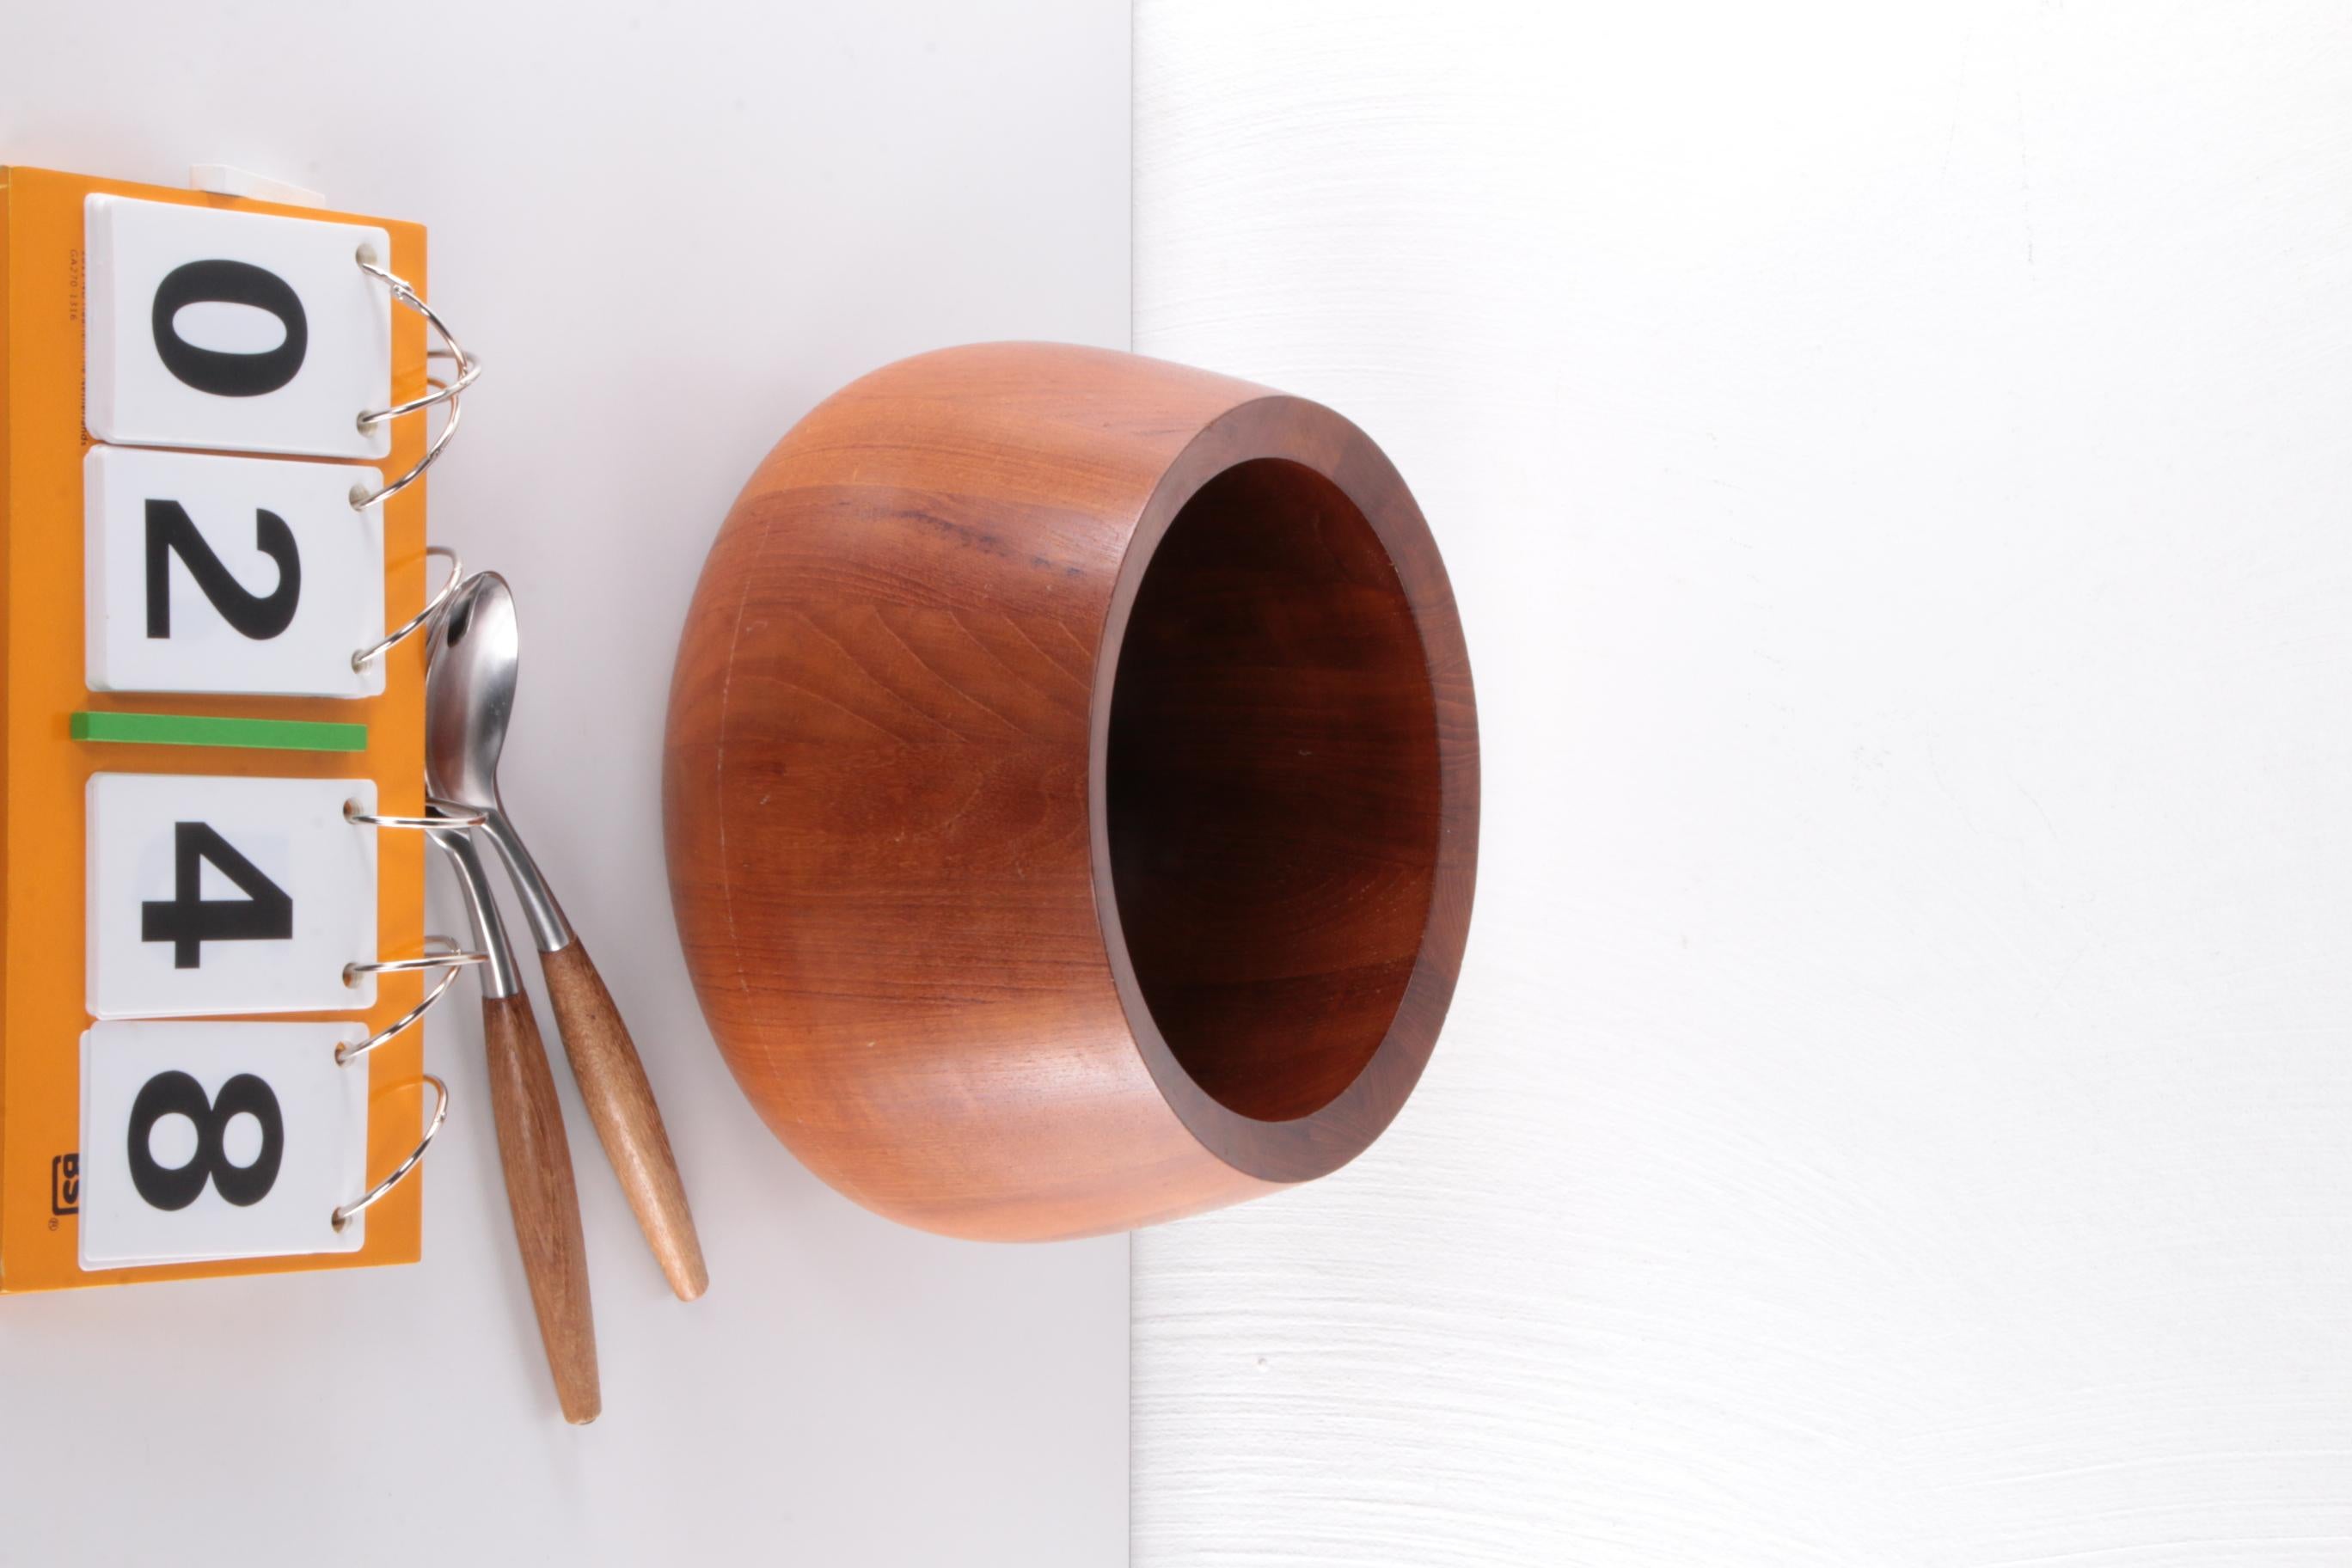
[477,809,573,952]
[429,825,523,999]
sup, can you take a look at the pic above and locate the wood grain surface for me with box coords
[1134,3,2352,1565]
[540,938,708,1302]
[664,342,1478,1239]
[481,992,599,1425]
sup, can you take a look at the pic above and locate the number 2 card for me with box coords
[78,1020,370,1268]
[85,445,387,698]
[86,774,378,1019]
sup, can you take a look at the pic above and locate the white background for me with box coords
[1134,3,2352,1564]
[1,3,1129,1564]
[11,5,2349,1563]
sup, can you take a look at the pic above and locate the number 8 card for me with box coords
[78,1020,370,1268]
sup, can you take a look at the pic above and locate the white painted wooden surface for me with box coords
[1132,3,2352,1562]
[1,4,1129,1563]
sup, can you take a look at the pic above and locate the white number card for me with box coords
[85,446,386,698]
[84,194,392,460]
[87,774,378,1019]
[79,1020,369,1268]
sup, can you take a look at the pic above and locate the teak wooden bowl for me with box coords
[665,343,1478,1239]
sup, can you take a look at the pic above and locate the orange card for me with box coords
[0,166,432,1291]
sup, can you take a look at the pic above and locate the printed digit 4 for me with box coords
[139,822,296,969]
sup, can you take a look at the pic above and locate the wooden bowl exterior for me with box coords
[663,343,1478,1239]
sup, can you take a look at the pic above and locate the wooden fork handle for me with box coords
[482,990,601,1424]
[539,938,709,1302]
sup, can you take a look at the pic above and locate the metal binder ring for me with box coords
[332,1074,449,1232]
[346,798,488,831]
[349,246,481,511]
[352,545,463,671]
[337,959,467,1066]
[344,934,487,991]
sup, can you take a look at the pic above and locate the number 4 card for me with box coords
[85,446,387,698]
[86,774,378,1019]
[78,1020,370,1268]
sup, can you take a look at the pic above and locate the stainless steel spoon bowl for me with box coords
[426,573,570,949]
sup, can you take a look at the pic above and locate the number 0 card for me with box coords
[84,194,394,460]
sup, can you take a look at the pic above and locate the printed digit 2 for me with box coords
[150,259,309,397]
[145,499,301,639]
[126,1069,285,1210]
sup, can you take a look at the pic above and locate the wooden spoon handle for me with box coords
[539,938,708,1302]
[482,990,601,1424]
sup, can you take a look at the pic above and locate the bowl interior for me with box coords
[1106,457,1443,1123]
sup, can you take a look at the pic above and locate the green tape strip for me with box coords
[70,710,368,754]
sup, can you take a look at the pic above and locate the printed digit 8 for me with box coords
[126,1069,285,1210]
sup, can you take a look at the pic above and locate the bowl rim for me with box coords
[1087,393,1480,1185]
